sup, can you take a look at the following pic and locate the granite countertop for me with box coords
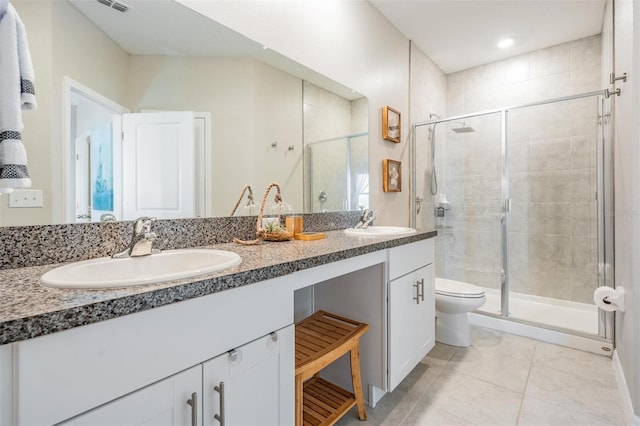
[0,229,436,345]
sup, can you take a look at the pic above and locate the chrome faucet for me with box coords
[354,209,375,229]
[112,217,161,258]
[100,213,117,222]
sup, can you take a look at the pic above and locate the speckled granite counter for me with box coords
[0,229,436,345]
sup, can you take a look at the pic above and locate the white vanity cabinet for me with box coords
[388,239,435,391]
[1,235,438,425]
[10,276,294,426]
[61,326,294,426]
[202,327,294,426]
[60,365,202,426]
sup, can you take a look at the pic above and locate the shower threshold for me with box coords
[468,288,611,356]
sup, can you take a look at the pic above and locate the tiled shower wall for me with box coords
[410,42,447,231]
[440,35,601,304]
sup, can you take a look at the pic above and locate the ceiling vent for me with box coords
[97,0,131,13]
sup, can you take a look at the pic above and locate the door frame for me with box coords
[62,77,129,223]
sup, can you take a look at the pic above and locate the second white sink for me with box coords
[40,249,242,289]
[344,226,417,237]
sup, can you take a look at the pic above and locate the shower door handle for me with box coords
[415,197,424,214]
[504,198,511,213]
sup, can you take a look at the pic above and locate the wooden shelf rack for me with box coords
[294,310,369,426]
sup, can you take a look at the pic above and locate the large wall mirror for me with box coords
[3,0,368,226]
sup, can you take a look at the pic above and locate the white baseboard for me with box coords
[613,350,640,425]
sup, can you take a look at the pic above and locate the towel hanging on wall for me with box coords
[0,0,8,21]
[0,3,36,194]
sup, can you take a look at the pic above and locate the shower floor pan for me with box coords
[476,288,598,335]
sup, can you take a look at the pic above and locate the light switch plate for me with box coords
[8,189,44,208]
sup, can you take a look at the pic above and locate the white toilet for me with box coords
[435,278,486,347]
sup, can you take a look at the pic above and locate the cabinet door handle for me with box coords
[413,282,420,304]
[187,392,198,426]
[419,278,425,302]
[214,382,225,425]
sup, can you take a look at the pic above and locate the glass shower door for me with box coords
[430,114,505,302]
[505,95,605,336]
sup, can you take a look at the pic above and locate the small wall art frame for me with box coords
[382,159,402,192]
[382,106,401,143]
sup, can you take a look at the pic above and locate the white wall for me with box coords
[612,0,640,419]
[176,0,411,225]
[128,57,303,215]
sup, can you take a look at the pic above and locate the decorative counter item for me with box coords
[294,232,326,241]
[382,106,401,143]
[233,182,294,245]
[229,184,257,216]
[285,215,304,235]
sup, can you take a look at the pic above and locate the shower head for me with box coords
[451,121,475,133]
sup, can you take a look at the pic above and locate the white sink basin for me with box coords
[40,249,242,289]
[343,226,417,238]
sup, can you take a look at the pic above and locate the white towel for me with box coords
[0,4,36,193]
[0,0,8,21]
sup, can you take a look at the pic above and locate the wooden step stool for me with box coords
[294,310,369,426]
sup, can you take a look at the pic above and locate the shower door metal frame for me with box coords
[411,89,614,343]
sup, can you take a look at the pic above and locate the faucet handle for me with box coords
[361,208,374,219]
[133,217,156,234]
[144,231,157,241]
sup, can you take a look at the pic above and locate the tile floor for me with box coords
[336,326,626,426]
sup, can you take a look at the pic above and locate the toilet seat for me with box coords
[435,278,485,299]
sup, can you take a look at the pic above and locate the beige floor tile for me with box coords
[341,327,626,426]
[378,394,422,426]
[397,362,446,398]
[402,401,476,426]
[518,396,624,426]
[449,346,532,392]
[532,341,618,386]
[421,342,459,368]
[420,369,523,426]
[335,389,419,426]
[525,363,626,424]
[469,326,538,363]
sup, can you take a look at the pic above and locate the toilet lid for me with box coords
[435,278,485,298]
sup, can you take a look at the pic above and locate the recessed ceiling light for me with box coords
[497,38,515,49]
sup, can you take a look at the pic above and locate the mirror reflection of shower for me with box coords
[305,132,369,213]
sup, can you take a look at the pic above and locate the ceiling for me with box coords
[370,0,607,74]
[71,0,607,81]
[67,0,360,99]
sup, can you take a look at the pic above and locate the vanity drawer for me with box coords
[14,275,294,426]
[388,239,434,280]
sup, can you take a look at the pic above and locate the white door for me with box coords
[202,327,294,426]
[60,365,202,425]
[415,265,435,359]
[122,112,195,220]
